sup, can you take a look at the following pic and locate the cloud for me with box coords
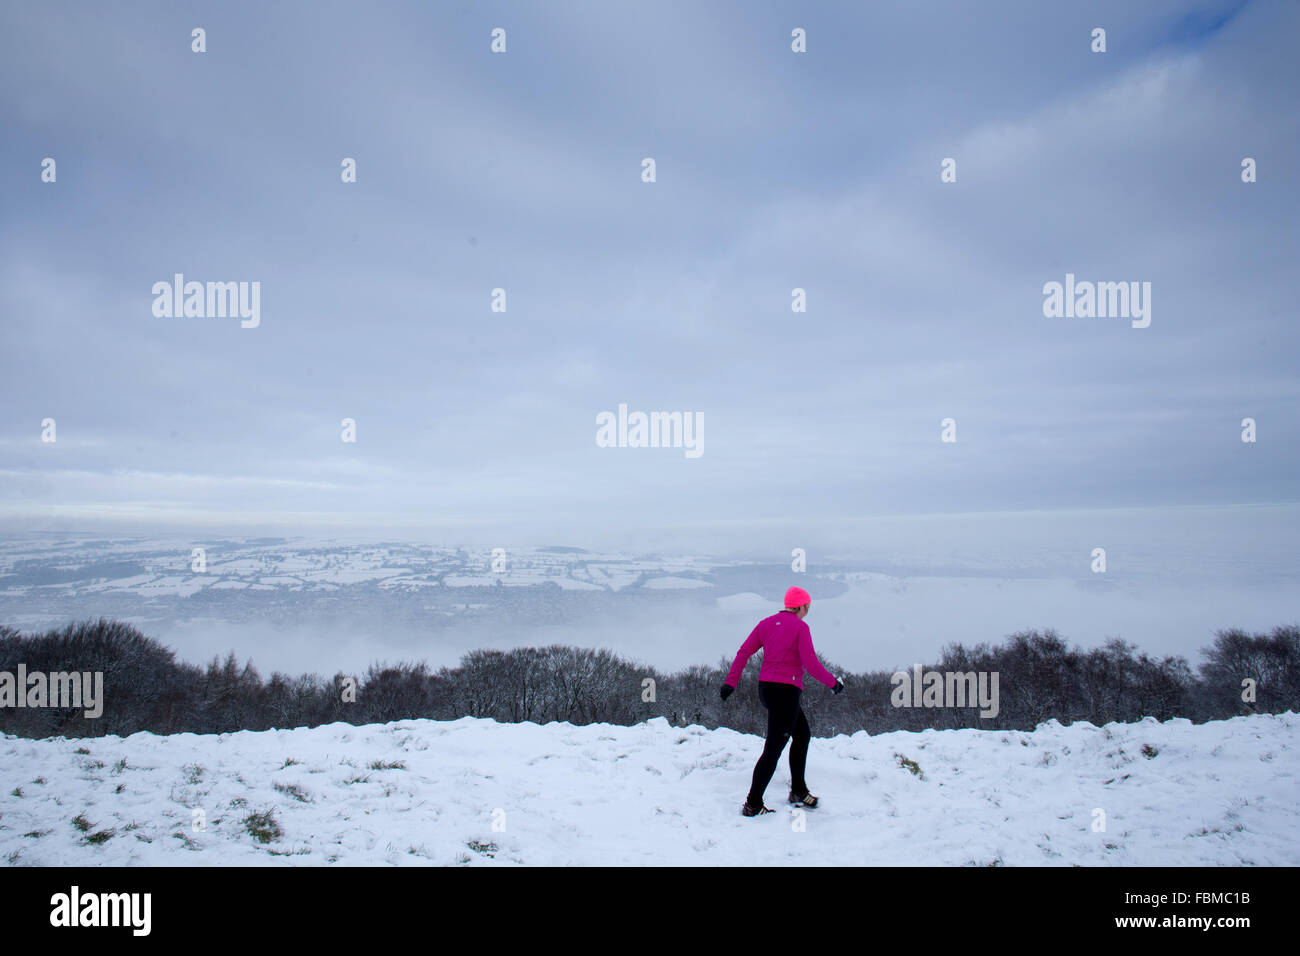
[0,0,1294,540]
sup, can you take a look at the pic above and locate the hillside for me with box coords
[2,712,1295,866]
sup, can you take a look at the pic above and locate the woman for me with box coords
[720,586,843,816]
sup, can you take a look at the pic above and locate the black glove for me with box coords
[720,684,734,701]
[833,677,845,694]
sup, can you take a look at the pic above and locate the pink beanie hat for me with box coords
[784,586,811,608]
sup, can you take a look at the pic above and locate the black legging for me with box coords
[747,680,811,805]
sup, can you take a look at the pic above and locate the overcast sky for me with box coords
[1,0,1296,551]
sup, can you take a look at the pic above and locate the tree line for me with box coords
[0,617,1296,740]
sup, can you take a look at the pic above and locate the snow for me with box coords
[2,711,1294,866]
[550,578,603,591]
[642,576,713,589]
[716,592,772,612]
[377,577,441,590]
[583,566,640,591]
[0,538,747,601]
[80,574,158,593]
[296,568,412,585]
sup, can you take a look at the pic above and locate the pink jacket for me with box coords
[724,611,838,691]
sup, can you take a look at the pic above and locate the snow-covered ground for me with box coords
[2,712,1295,866]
